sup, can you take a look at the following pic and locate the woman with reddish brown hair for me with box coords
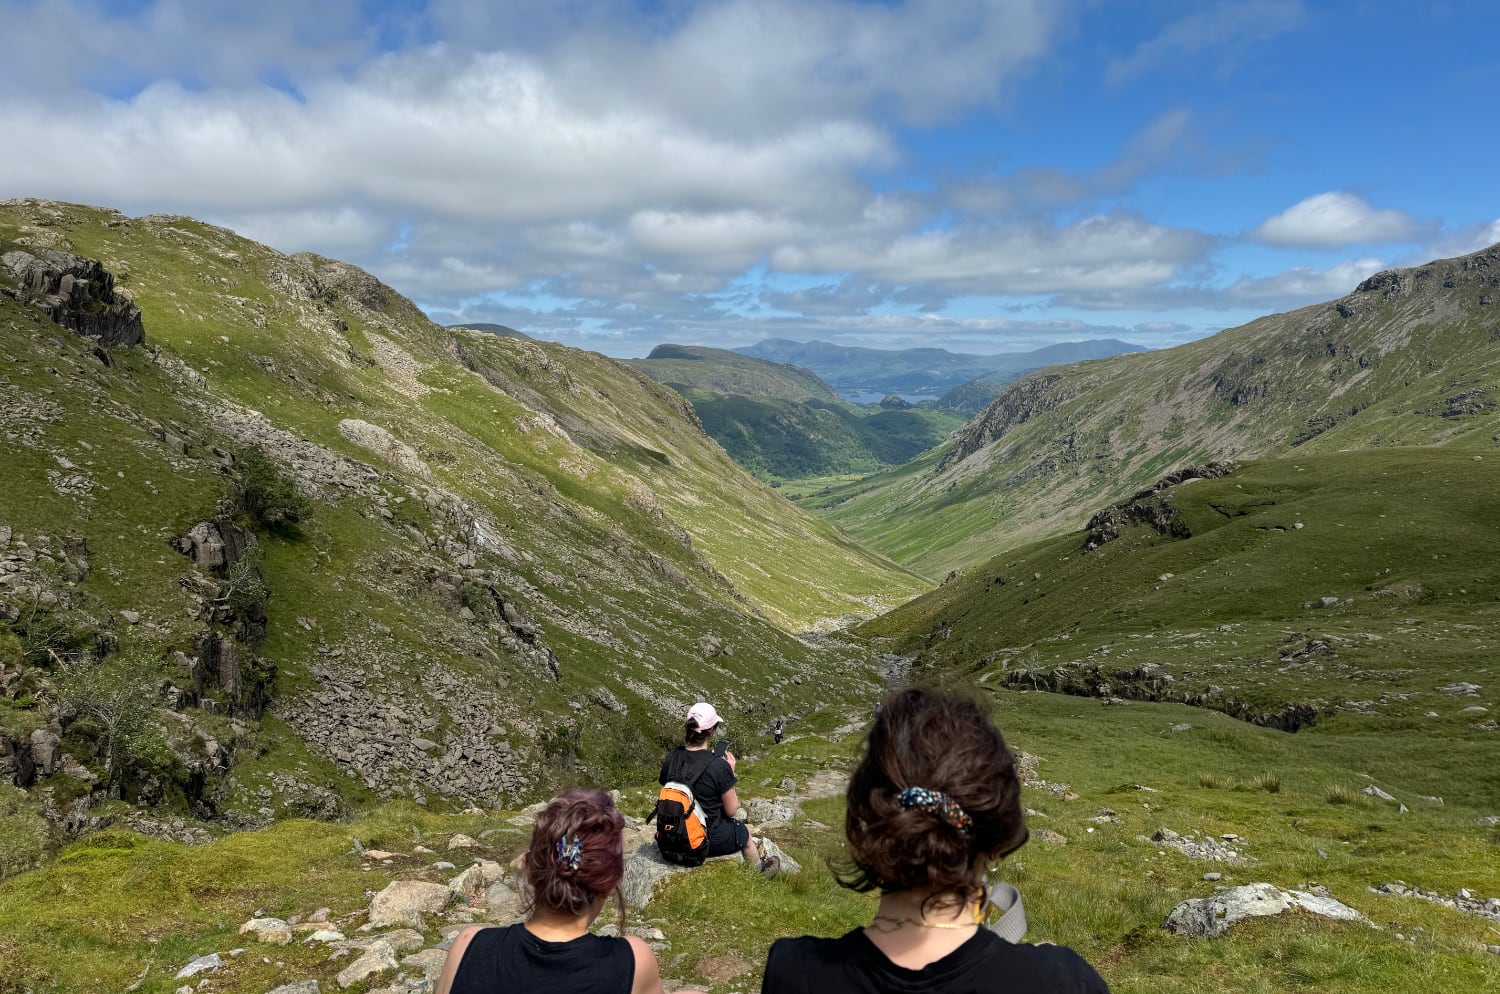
[436,789,702,994]
[761,687,1109,993]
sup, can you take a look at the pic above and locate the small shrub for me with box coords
[1325,784,1372,807]
[1199,772,1230,789]
[219,554,269,620]
[20,616,86,667]
[235,446,311,528]
[1247,771,1282,793]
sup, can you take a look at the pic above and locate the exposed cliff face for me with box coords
[0,247,143,348]
[937,373,1068,472]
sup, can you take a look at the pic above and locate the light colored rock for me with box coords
[267,982,321,994]
[343,929,425,955]
[486,880,523,922]
[402,947,450,980]
[305,930,345,944]
[757,838,800,874]
[175,953,222,979]
[239,917,294,945]
[1162,883,1369,937]
[620,839,687,911]
[447,834,479,850]
[744,798,798,824]
[363,850,404,860]
[119,609,141,625]
[368,880,453,928]
[335,940,398,989]
[449,864,488,902]
[1361,785,1397,801]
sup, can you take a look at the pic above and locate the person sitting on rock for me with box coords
[660,701,779,877]
[435,788,702,994]
[761,687,1109,993]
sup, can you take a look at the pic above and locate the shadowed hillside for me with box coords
[630,343,964,480]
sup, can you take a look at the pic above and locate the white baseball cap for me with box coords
[686,702,724,731]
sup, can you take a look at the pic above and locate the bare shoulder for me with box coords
[626,935,665,994]
[433,925,495,994]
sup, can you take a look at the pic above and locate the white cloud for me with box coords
[1254,192,1421,248]
[1225,257,1386,302]
[211,207,393,257]
[1106,1,1307,85]
[772,212,1214,293]
[1419,218,1500,260]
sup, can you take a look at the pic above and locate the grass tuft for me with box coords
[1325,784,1372,807]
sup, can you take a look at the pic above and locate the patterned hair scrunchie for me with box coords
[897,786,973,833]
[555,834,583,871]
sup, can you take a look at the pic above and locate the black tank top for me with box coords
[763,927,1109,994]
[451,923,634,994]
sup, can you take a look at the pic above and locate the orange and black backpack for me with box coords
[649,748,717,866]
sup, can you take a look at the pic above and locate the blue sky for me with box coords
[1,1,1495,358]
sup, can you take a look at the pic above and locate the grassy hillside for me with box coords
[859,448,1500,736]
[1,685,1495,994]
[0,199,927,871]
[629,344,964,481]
[808,245,1500,574]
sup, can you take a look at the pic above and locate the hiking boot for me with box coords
[758,855,781,879]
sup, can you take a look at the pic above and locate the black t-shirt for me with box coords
[450,923,633,994]
[762,927,1109,994]
[659,746,736,828]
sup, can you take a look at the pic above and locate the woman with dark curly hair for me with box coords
[761,687,1109,993]
[435,789,703,994]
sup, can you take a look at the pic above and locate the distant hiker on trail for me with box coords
[435,788,704,994]
[773,718,785,744]
[653,701,779,877]
[761,687,1110,994]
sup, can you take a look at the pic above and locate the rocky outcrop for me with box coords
[1082,463,1235,552]
[1163,882,1369,937]
[1001,662,1321,732]
[938,373,1068,472]
[0,247,143,347]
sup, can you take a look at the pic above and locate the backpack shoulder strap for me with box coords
[668,747,717,787]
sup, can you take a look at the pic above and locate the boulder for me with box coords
[29,729,61,776]
[485,880,523,922]
[1162,882,1369,937]
[239,916,293,945]
[367,880,453,928]
[744,797,798,825]
[402,948,450,980]
[175,953,223,979]
[447,834,479,850]
[335,940,398,990]
[267,983,321,994]
[757,838,800,875]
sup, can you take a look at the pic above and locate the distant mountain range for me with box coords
[735,337,1147,404]
[806,242,1500,574]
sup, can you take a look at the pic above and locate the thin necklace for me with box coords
[869,907,983,932]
